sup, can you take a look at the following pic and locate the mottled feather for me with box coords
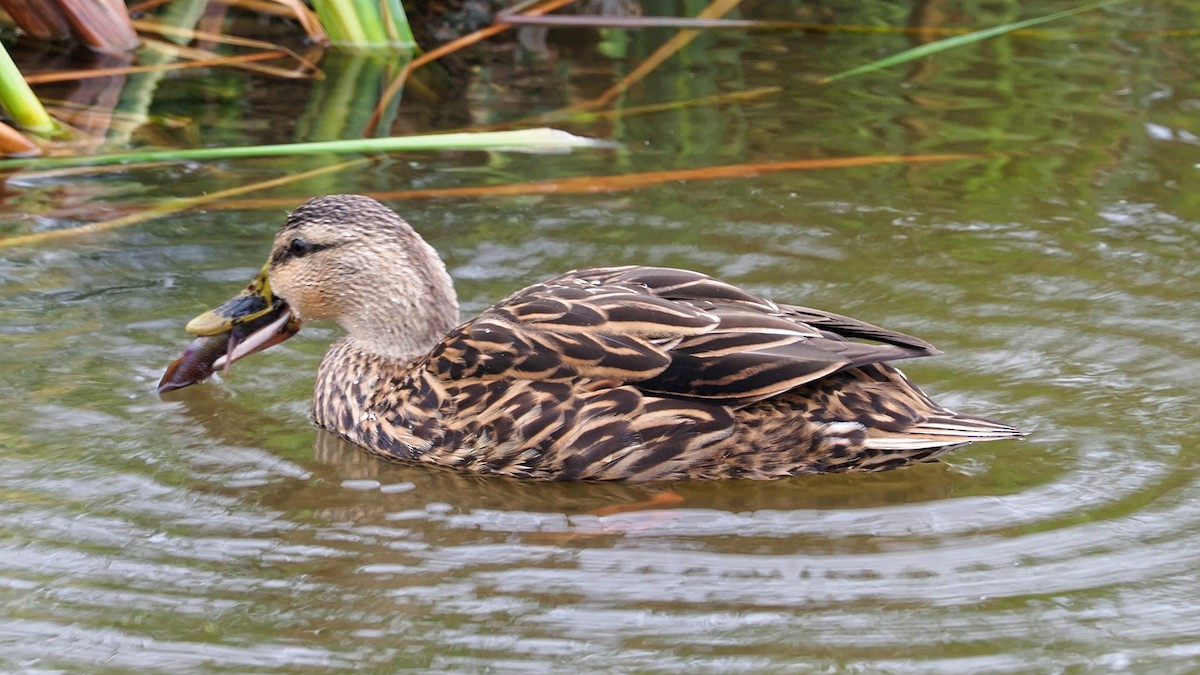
[307,262,1020,480]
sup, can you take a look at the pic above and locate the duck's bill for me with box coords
[157,262,300,394]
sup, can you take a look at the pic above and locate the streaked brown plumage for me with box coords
[168,194,1022,481]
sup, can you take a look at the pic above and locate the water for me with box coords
[2,3,1199,671]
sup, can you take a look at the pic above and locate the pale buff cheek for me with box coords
[273,267,330,322]
[284,266,366,323]
[302,281,345,322]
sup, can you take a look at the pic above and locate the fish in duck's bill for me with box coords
[157,262,300,393]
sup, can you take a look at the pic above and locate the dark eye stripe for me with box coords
[271,239,337,267]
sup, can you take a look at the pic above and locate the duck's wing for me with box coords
[434,266,941,406]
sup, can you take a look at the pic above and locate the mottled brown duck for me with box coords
[160,194,1022,481]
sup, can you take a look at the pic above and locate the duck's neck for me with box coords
[311,240,458,455]
[337,237,460,364]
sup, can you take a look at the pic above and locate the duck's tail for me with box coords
[845,412,1022,472]
[866,412,1024,452]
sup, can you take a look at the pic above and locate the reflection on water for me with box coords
[2,2,1200,671]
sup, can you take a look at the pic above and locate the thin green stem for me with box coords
[822,0,1127,83]
[0,128,611,170]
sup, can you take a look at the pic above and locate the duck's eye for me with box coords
[289,238,314,257]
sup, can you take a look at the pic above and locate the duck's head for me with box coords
[158,195,459,393]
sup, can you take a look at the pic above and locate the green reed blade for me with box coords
[822,0,1127,83]
[381,0,416,48]
[349,0,386,43]
[312,0,368,45]
[313,0,414,49]
[0,128,613,170]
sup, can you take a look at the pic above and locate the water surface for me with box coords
[2,3,1198,671]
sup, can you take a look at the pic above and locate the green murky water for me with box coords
[2,2,1198,671]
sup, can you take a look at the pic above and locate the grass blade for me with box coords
[0,128,611,171]
[822,0,1126,83]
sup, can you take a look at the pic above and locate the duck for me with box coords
[159,194,1022,481]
